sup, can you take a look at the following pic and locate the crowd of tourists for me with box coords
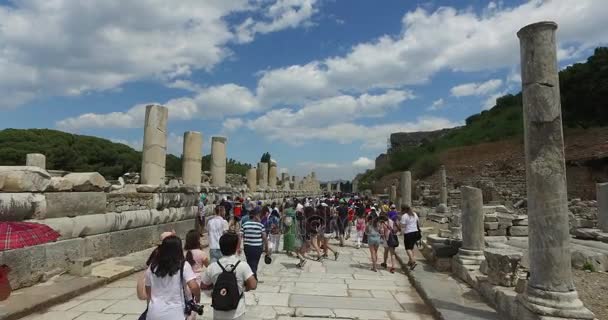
[137,192,422,320]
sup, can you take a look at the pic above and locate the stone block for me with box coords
[109,225,158,257]
[484,222,499,230]
[84,233,112,261]
[484,248,523,287]
[34,217,75,239]
[487,229,506,236]
[574,228,601,240]
[0,193,45,221]
[71,212,118,237]
[508,226,528,237]
[571,247,608,272]
[43,238,85,271]
[512,216,528,226]
[436,203,448,213]
[0,166,51,192]
[0,244,46,289]
[43,192,107,218]
[432,243,460,258]
[47,177,73,192]
[63,172,110,192]
[136,184,161,193]
[484,212,498,222]
[69,257,93,276]
[573,218,595,229]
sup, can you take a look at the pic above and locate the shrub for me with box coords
[412,154,441,179]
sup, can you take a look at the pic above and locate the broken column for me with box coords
[258,162,268,189]
[400,171,412,207]
[456,186,485,265]
[247,168,257,192]
[141,105,168,185]
[181,131,202,186]
[516,21,593,319]
[390,185,397,203]
[598,183,608,232]
[440,165,448,205]
[26,153,46,169]
[268,163,277,189]
[210,136,227,187]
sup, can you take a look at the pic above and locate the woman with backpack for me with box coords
[144,235,201,320]
[379,213,398,273]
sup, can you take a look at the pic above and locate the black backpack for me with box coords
[211,260,242,311]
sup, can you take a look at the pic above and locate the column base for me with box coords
[517,285,595,319]
[455,248,485,265]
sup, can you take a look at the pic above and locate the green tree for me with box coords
[260,152,271,163]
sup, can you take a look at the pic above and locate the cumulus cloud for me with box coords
[352,157,374,169]
[223,118,245,132]
[450,79,503,97]
[0,0,319,108]
[427,98,445,111]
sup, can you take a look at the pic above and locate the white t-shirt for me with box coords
[207,216,229,250]
[296,203,304,213]
[145,263,197,320]
[201,255,254,320]
[400,213,419,234]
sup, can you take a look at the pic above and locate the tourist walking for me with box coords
[267,206,281,253]
[354,210,366,249]
[379,214,398,273]
[240,209,268,279]
[336,200,349,246]
[366,213,381,272]
[184,229,209,282]
[144,235,201,320]
[201,232,257,320]
[400,205,421,270]
[208,206,229,263]
[282,203,298,255]
[319,205,339,260]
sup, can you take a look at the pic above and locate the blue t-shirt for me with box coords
[388,210,399,221]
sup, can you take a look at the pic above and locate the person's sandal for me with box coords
[389,267,395,273]
[410,262,418,270]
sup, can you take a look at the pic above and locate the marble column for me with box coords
[258,162,268,188]
[210,136,227,187]
[141,105,168,185]
[247,168,257,192]
[268,164,277,189]
[400,171,412,207]
[281,173,289,184]
[598,183,608,232]
[439,165,448,205]
[390,185,397,203]
[456,186,485,265]
[516,21,593,319]
[26,153,46,169]
[181,131,202,186]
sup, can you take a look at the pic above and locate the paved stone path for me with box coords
[23,240,434,320]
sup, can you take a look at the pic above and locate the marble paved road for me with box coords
[23,240,434,320]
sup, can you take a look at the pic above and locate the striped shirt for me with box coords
[240,220,265,247]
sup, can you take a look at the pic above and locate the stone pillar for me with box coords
[352,179,359,193]
[268,164,277,189]
[181,131,202,186]
[516,21,593,319]
[210,136,227,187]
[336,182,341,192]
[141,105,168,185]
[247,168,257,192]
[327,182,332,193]
[400,171,412,207]
[440,165,448,205]
[26,153,46,169]
[258,162,268,188]
[598,183,608,232]
[389,185,397,203]
[282,173,289,184]
[456,186,485,265]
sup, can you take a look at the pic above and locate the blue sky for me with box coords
[1,0,607,180]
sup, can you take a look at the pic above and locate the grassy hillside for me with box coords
[0,129,251,179]
[358,47,608,190]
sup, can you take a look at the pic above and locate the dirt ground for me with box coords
[574,269,608,320]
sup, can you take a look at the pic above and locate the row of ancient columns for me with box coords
[452,22,594,319]
[139,106,318,190]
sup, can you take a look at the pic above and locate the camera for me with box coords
[185,299,204,315]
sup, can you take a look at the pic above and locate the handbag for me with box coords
[387,231,399,247]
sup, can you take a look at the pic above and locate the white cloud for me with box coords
[427,98,445,111]
[482,91,508,110]
[0,0,319,108]
[223,118,245,132]
[450,79,504,97]
[109,138,142,151]
[297,162,339,169]
[352,157,374,169]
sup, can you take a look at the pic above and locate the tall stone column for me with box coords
[210,136,227,187]
[336,182,341,192]
[247,168,257,192]
[327,182,332,193]
[516,21,593,319]
[439,165,448,205]
[352,179,358,193]
[258,162,268,188]
[26,153,46,169]
[268,164,278,189]
[281,173,289,184]
[456,186,485,265]
[141,105,168,185]
[598,183,608,232]
[400,171,412,207]
[390,185,397,203]
[181,131,202,186]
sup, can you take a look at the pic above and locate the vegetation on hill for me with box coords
[0,129,251,179]
[358,47,608,190]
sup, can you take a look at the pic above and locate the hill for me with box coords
[0,129,251,179]
[358,47,608,190]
